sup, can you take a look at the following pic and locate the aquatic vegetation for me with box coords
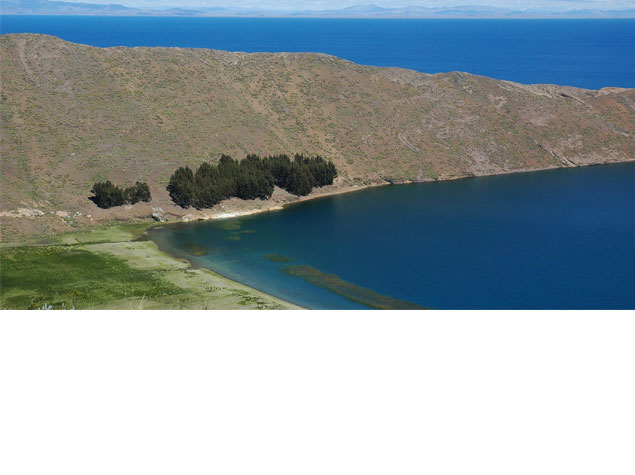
[283,265,427,310]
[264,254,293,263]
[215,220,242,231]
[182,241,211,256]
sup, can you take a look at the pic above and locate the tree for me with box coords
[193,185,222,209]
[134,181,152,202]
[91,181,125,208]
[263,154,292,189]
[166,153,338,208]
[236,171,274,200]
[167,166,196,208]
[124,181,152,204]
[286,164,314,196]
[91,180,152,208]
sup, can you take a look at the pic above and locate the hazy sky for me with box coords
[64,0,635,11]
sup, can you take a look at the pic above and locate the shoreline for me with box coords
[95,239,303,310]
[147,160,633,231]
[146,227,306,310]
[4,161,635,309]
[177,182,392,223]
[0,231,302,310]
[2,156,633,246]
[141,160,635,310]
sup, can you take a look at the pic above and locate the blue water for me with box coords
[150,163,635,310]
[2,16,634,89]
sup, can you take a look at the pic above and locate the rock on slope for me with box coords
[1,34,633,238]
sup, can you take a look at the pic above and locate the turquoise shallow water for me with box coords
[150,162,635,309]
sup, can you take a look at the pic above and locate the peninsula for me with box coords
[0,34,633,309]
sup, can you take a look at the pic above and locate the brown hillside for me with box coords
[1,34,633,239]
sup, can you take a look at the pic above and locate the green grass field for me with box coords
[0,222,298,310]
[0,245,181,309]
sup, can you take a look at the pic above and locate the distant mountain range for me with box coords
[2,0,635,18]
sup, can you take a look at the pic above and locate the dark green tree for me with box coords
[91,181,126,208]
[286,164,314,196]
[134,181,152,202]
[167,166,196,208]
[124,181,152,204]
[167,153,337,208]
[263,154,292,189]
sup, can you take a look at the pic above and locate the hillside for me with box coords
[1,34,633,240]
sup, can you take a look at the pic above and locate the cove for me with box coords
[149,162,635,309]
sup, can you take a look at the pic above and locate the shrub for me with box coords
[91,180,151,209]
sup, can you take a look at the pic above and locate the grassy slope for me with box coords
[0,223,298,310]
[1,34,634,240]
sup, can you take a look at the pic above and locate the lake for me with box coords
[150,163,635,310]
[2,16,634,89]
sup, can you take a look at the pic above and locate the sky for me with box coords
[58,0,635,11]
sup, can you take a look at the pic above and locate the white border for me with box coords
[1,310,634,474]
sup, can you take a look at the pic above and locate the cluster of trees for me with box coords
[90,181,151,209]
[263,154,338,197]
[168,153,337,209]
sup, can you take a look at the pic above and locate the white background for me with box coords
[1,310,634,474]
